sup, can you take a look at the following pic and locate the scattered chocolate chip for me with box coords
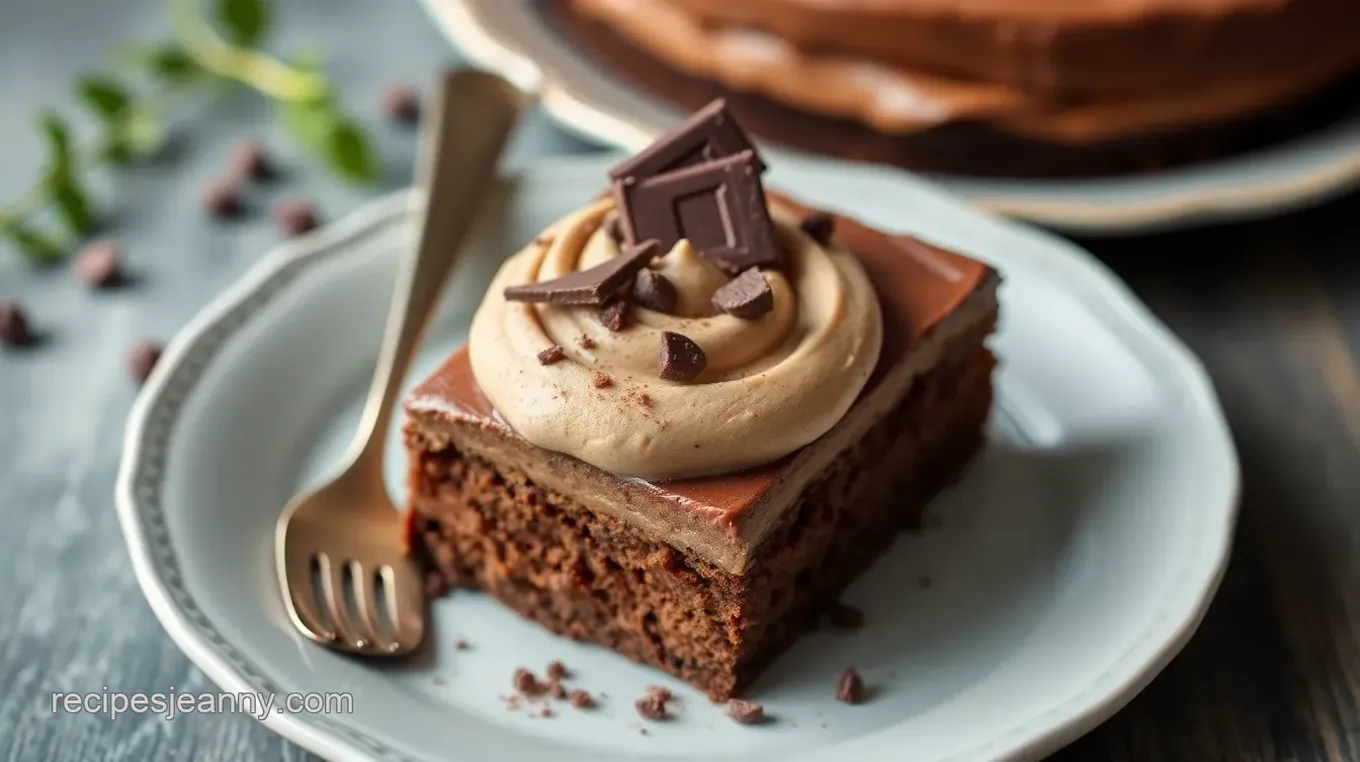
[828,603,865,631]
[712,268,773,319]
[202,179,243,218]
[537,345,566,365]
[546,661,568,682]
[231,140,273,181]
[128,341,163,384]
[276,198,319,236]
[74,240,123,289]
[799,211,836,244]
[618,151,778,273]
[633,269,677,314]
[383,86,421,124]
[504,240,661,306]
[599,300,631,332]
[726,699,766,725]
[454,638,470,650]
[593,373,614,389]
[603,211,625,244]
[569,689,595,709]
[0,301,34,347]
[836,668,866,704]
[635,694,668,721]
[513,668,543,695]
[659,331,706,382]
[579,334,597,350]
[549,682,567,700]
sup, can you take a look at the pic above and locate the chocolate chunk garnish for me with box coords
[836,668,866,704]
[635,694,668,721]
[504,240,661,306]
[276,197,319,236]
[618,151,778,273]
[599,300,631,331]
[633,269,677,314]
[0,301,34,347]
[659,331,706,382]
[231,140,273,182]
[128,340,163,384]
[712,268,773,319]
[593,373,614,389]
[609,98,764,188]
[537,345,566,365]
[75,240,123,289]
[569,689,595,709]
[383,86,421,124]
[603,211,624,244]
[203,179,243,218]
[726,699,766,725]
[828,603,865,631]
[800,211,836,245]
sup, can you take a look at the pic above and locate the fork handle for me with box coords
[349,69,527,469]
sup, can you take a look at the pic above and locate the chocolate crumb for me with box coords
[712,268,773,319]
[726,699,765,725]
[546,660,568,682]
[74,240,123,289]
[0,301,34,347]
[828,603,865,631]
[639,728,651,736]
[799,211,836,244]
[127,341,163,384]
[604,211,624,244]
[383,86,421,124]
[539,706,554,718]
[836,668,866,704]
[513,668,544,696]
[633,269,677,313]
[593,373,614,389]
[202,179,243,218]
[635,694,668,721]
[549,682,567,700]
[537,345,566,365]
[454,636,470,650]
[569,690,595,709]
[645,686,673,702]
[599,300,631,331]
[658,331,706,381]
[275,197,319,236]
[230,140,273,181]
[579,334,597,350]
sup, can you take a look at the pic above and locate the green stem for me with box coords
[168,0,327,103]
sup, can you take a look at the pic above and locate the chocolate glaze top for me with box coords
[407,193,992,522]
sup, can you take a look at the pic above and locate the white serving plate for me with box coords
[417,0,1360,235]
[117,155,1239,762]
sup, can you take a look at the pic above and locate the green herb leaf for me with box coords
[38,111,75,177]
[7,224,66,263]
[77,75,131,120]
[279,98,335,154]
[53,182,96,235]
[104,106,166,164]
[325,117,379,182]
[116,42,200,82]
[216,0,271,48]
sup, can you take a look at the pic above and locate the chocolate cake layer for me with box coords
[406,325,995,700]
[553,0,1360,178]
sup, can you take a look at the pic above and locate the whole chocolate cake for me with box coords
[559,0,1360,177]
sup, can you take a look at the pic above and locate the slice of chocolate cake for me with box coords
[402,101,998,700]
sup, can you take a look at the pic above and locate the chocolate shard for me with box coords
[608,98,764,186]
[599,299,632,331]
[659,331,706,382]
[537,345,566,365]
[633,269,678,314]
[603,211,624,244]
[618,151,779,273]
[800,211,836,245]
[712,268,773,319]
[505,240,661,306]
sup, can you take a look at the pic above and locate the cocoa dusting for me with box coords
[593,373,614,389]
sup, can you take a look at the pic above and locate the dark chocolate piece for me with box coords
[712,268,773,319]
[726,699,766,725]
[383,86,421,124]
[599,300,631,331]
[659,331,706,382]
[827,603,865,631]
[633,270,677,314]
[276,198,319,236]
[128,340,163,384]
[800,212,836,245]
[231,140,273,181]
[504,240,661,306]
[75,240,123,289]
[603,211,624,244]
[619,151,778,273]
[608,98,763,186]
[0,301,34,347]
[569,689,595,709]
[836,668,866,704]
[537,345,566,365]
[203,180,243,218]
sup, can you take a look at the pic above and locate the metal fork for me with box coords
[274,69,526,655]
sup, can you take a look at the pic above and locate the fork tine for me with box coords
[282,549,334,642]
[349,560,389,650]
[384,561,426,653]
[318,554,365,650]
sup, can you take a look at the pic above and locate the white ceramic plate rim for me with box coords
[416,0,1360,234]
[117,158,1240,762]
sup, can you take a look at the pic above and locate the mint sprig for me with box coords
[1,0,381,263]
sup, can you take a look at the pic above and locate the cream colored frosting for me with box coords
[467,197,883,481]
